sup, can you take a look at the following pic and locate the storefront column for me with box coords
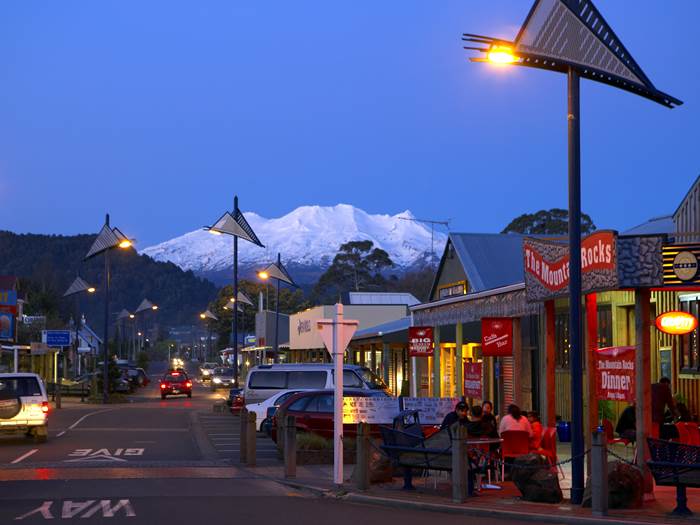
[455,323,463,400]
[382,343,390,386]
[545,301,556,428]
[585,293,598,472]
[513,318,522,407]
[433,327,441,397]
[634,288,653,495]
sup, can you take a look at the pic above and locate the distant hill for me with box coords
[0,231,218,328]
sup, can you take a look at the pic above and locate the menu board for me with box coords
[402,397,461,425]
[342,397,400,424]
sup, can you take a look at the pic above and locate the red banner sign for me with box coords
[481,318,513,357]
[523,231,618,301]
[463,362,482,399]
[409,327,434,357]
[595,346,635,402]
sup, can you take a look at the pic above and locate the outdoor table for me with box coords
[465,437,503,490]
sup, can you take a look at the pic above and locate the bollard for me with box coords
[284,415,297,478]
[246,411,257,467]
[451,425,469,503]
[239,408,248,464]
[355,422,370,491]
[591,430,608,516]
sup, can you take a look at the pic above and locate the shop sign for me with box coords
[342,396,400,424]
[655,311,698,335]
[523,231,618,302]
[408,327,434,357]
[463,362,482,399]
[481,318,513,357]
[0,312,14,340]
[663,244,700,286]
[0,289,18,316]
[594,346,635,402]
[403,397,460,425]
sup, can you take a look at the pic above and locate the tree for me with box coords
[312,240,394,304]
[501,208,596,235]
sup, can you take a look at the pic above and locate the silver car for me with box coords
[210,368,236,390]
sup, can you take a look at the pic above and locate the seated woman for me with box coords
[527,411,543,450]
[499,404,533,437]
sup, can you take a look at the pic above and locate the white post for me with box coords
[334,303,343,486]
[411,356,418,397]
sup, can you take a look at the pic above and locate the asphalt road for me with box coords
[0,361,533,524]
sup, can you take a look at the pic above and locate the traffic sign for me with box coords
[43,330,72,347]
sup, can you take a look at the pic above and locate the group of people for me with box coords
[440,401,544,450]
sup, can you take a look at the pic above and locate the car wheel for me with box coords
[161,394,166,400]
[0,396,22,420]
[187,393,192,398]
[33,426,48,443]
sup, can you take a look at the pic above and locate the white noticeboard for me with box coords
[403,397,461,425]
[342,397,400,424]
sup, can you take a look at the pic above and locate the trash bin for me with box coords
[557,421,571,443]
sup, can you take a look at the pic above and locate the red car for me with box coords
[271,389,389,442]
[159,371,192,399]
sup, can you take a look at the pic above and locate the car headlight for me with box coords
[202,370,210,376]
[213,377,222,384]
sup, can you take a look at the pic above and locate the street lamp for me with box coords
[84,214,133,404]
[134,299,158,352]
[62,275,96,407]
[199,309,218,361]
[258,253,298,357]
[463,0,681,503]
[204,196,264,386]
[116,309,133,361]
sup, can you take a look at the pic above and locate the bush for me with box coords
[296,433,332,451]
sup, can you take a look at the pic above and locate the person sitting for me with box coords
[615,404,636,443]
[466,405,489,493]
[481,400,499,438]
[528,411,543,450]
[499,404,533,437]
[441,401,469,431]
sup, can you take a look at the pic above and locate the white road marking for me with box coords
[14,500,136,520]
[10,449,38,464]
[68,408,118,430]
[56,431,66,437]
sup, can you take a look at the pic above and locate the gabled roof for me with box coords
[674,175,700,218]
[622,216,674,236]
[430,233,526,297]
[344,292,420,306]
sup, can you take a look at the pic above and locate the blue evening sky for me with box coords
[0,1,697,247]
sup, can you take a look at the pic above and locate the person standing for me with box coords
[651,377,677,439]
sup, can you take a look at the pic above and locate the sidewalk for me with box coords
[250,461,699,525]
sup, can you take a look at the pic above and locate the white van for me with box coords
[0,373,50,443]
[243,364,388,404]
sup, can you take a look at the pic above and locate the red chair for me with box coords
[537,427,565,479]
[682,422,700,446]
[602,419,630,446]
[676,422,691,444]
[500,430,530,480]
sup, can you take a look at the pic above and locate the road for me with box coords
[0,361,531,524]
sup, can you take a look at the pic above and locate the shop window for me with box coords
[680,300,700,371]
[597,305,613,348]
[555,312,570,368]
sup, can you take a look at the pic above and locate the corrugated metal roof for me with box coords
[347,292,420,306]
[450,233,526,293]
[621,216,674,236]
[353,316,410,340]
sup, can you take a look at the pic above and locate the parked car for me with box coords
[199,362,218,381]
[210,367,236,390]
[271,389,390,442]
[0,373,50,443]
[126,368,150,387]
[244,364,388,405]
[159,371,192,399]
[247,389,301,432]
[228,388,245,414]
[73,371,132,393]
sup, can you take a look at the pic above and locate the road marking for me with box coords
[14,499,135,520]
[67,408,118,430]
[71,427,187,432]
[56,431,66,437]
[10,449,38,464]
[64,448,145,463]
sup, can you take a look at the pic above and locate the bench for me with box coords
[647,437,700,516]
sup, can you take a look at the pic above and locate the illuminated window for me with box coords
[555,312,570,368]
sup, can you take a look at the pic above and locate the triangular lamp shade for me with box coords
[208,211,264,247]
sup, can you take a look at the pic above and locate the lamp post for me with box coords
[62,276,96,407]
[84,214,133,404]
[205,196,264,386]
[258,253,298,357]
[199,310,218,361]
[134,299,158,353]
[463,0,680,503]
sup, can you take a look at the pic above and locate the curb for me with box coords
[271,477,335,498]
[341,492,663,525]
[190,411,220,461]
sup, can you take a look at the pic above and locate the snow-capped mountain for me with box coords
[141,204,447,279]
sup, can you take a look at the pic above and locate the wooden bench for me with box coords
[647,437,700,516]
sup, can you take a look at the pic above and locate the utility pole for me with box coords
[397,216,450,263]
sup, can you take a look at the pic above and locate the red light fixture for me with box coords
[655,311,698,335]
[41,401,49,414]
[160,383,167,389]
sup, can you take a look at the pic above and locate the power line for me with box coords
[397,216,450,263]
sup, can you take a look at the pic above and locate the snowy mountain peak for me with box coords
[141,204,447,274]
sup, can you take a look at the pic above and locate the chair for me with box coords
[676,422,692,445]
[602,418,631,446]
[500,430,530,480]
[683,423,700,446]
[537,427,565,479]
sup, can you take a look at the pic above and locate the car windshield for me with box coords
[165,373,187,382]
[202,363,217,369]
[0,377,42,397]
[215,368,234,376]
[358,367,388,390]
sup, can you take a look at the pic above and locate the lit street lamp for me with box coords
[205,196,264,386]
[199,309,218,361]
[258,253,298,356]
[134,299,159,352]
[463,0,681,503]
[62,275,96,407]
[84,214,133,404]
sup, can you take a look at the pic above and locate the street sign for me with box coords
[43,330,72,347]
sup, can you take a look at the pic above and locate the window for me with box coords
[287,397,310,411]
[0,377,42,398]
[438,281,467,300]
[305,395,334,413]
[680,300,700,371]
[597,305,613,348]
[555,312,570,368]
[287,371,326,389]
[248,371,287,389]
[332,370,363,388]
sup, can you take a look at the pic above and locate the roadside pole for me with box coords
[317,304,358,486]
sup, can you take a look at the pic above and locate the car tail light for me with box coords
[160,383,167,389]
[186,381,192,388]
[41,401,49,414]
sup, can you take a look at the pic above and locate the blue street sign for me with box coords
[44,330,71,347]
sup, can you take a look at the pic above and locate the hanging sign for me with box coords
[0,312,14,340]
[662,244,700,286]
[481,318,513,357]
[655,311,698,335]
[523,231,618,302]
[463,362,482,399]
[595,346,635,402]
[408,327,434,357]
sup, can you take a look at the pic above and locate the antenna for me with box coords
[397,216,450,264]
